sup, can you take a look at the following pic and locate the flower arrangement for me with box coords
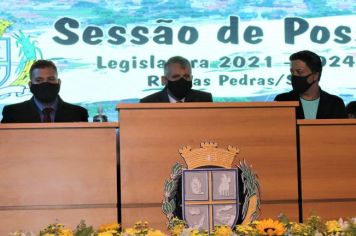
[8,214,356,236]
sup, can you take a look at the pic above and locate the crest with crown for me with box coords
[162,142,261,233]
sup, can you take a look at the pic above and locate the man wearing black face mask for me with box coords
[140,56,213,103]
[1,60,88,123]
[274,50,347,119]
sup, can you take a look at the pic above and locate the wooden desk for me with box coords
[298,119,356,220]
[118,102,299,230]
[0,122,119,235]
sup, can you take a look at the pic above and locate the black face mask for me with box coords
[30,82,60,103]
[291,73,314,94]
[167,77,192,100]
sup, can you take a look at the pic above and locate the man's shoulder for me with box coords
[1,99,36,123]
[59,100,87,113]
[57,99,88,122]
[2,99,32,111]
[274,90,297,101]
[192,89,211,96]
[191,89,211,96]
[319,89,347,118]
[320,90,344,103]
[187,89,213,102]
[140,88,213,103]
[140,90,166,103]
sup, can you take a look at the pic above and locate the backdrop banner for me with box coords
[1,1,355,120]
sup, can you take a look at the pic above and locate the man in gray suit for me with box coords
[140,56,212,103]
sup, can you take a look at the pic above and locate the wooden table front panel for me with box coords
[0,208,117,235]
[0,123,118,235]
[298,120,356,220]
[119,103,299,230]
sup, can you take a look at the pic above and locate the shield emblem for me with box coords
[182,168,239,232]
[0,37,11,87]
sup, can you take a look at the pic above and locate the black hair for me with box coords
[290,50,322,80]
[29,60,58,79]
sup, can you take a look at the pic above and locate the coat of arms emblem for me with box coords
[0,37,11,87]
[162,142,260,233]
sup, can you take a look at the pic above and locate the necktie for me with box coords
[42,108,53,122]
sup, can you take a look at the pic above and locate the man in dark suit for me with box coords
[140,56,212,103]
[1,60,88,123]
[274,50,347,119]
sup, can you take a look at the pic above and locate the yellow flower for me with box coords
[191,229,201,236]
[170,224,185,236]
[291,223,303,233]
[98,232,115,236]
[146,229,166,236]
[290,222,311,235]
[326,220,342,233]
[124,227,137,235]
[134,220,149,233]
[98,222,120,232]
[214,225,233,236]
[256,218,285,236]
[44,234,55,236]
[235,225,257,234]
[59,229,74,236]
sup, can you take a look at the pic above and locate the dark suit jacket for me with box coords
[140,87,213,103]
[1,96,88,123]
[274,89,347,119]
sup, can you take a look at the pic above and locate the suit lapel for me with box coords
[54,97,67,122]
[185,90,196,102]
[316,90,326,119]
[28,98,42,122]
[159,88,170,102]
[288,92,305,119]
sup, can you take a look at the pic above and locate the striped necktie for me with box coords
[42,108,53,122]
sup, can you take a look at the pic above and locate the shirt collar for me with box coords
[167,93,185,103]
[33,96,59,111]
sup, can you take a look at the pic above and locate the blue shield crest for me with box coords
[0,37,11,87]
[182,168,239,232]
